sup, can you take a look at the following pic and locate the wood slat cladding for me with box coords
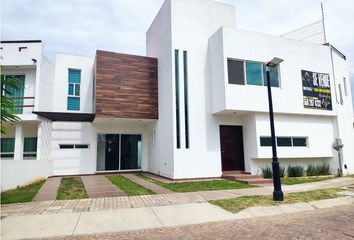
[95,50,158,119]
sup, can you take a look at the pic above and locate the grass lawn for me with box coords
[1,180,45,204]
[107,175,155,196]
[281,176,335,185]
[137,173,254,192]
[57,177,88,200]
[210,188,341,213]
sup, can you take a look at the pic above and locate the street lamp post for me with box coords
[266,57,284,202]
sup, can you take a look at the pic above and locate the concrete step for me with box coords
[222,171,246,174]
[235,178,273,184]
[222,174,262,179]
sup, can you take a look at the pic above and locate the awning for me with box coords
[32,111,95,122]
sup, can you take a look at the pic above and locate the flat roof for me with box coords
[1,40,42,44]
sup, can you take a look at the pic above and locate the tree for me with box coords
[1,75,21,134]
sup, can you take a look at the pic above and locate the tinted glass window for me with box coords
[292,138,307,147]
[246,62,263,85]
[277,137,292,147]
[264,65,280,87]
[227,60,244,85]
[260,137,272,146]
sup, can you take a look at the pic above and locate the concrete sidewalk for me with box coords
[2,196,353,239]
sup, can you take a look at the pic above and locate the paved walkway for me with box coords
[123,174,173,194]
[81,175,126,198]
[33,177,62,202]
[41,203,354,240]
[2,177,353,218]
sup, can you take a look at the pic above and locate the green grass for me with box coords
[136,173,254,192]
[1,180,45,204]
[107,175,155,196]
[281,176,335,185]
[210,188,341,213]
[57,177,88,200]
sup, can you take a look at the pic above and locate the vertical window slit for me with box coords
[183,51,189,148]
[174,49,181,148]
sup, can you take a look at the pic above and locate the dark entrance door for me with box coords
[219,125,245,171]
[105,134,119,170]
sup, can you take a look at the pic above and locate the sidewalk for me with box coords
[2,196,353,239]
[2,177,353,218]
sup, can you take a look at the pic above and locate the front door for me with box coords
[219,125,245,171]
[105,134,120,170]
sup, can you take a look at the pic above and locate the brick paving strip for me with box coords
[81,175,126,198]
[122,173,173,194]
[1,177,354,218]
[33,177,62,202]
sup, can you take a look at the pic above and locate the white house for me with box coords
[1,0,353,191]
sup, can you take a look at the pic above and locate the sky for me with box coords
[1,0,354,107]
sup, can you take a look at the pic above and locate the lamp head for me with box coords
[266,57,283,67]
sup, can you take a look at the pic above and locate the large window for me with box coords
[1,75,25,114]
[1,138,15,158]
[23,137,37,158]
[67,69,81,111]
[96,134,142,171]
[227,59,280,87]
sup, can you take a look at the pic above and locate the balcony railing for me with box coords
[12,96,35,114]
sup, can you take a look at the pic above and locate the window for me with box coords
[227,59,280,87]
[175,49,181,149]
[67,69,81,110]
[260,136,308,147]
[23,137,37,158]
[246,62,263,86]
[260,137,272,146]
[227,59,244,85]
[59,144,89,149]
[292,137,308,147]
[1,75,25,114]
[338,84,344,105]
[183,50,190,148]
[276,137,292,147]
[1,138,15,158]
[343,77,348,96]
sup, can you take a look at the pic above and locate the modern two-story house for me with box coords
[1,0,353,191]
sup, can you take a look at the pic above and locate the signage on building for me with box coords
[302,70,332,110]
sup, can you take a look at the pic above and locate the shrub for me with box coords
[306,164,318,176]
[279,166,286,178]
[306,164,331,176]
[261,166,273,178]
[287,165,304,177]
[318,163,331,175]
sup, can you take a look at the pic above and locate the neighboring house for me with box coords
[1,0,353,191]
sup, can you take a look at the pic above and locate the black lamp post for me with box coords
[266,57,284,202]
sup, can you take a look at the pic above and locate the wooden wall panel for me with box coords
[95,50,158,119]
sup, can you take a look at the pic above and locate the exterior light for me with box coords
[265,57,284,202]
[31,58,37,64]
[266,57,283,68]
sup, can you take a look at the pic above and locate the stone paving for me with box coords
[2,177,354,218]
[122,173,173,194]
[81,175,126,198]
[42,204,354,240]
[33,177,62,201]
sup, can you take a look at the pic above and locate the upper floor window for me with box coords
[228,59,280,87]
[67,69,81,111]
[1,75,25,114]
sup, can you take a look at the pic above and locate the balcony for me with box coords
[11,96,35,115]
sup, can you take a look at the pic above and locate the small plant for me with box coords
[261,166,273,179]
[306,164,331,176]
[306,164,318,176]
[279,166,286,178]
[287,165,304,177]
[318,163,331,175]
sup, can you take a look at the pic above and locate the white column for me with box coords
[14,123,24,161]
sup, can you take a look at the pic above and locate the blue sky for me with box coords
[2,0,354,108]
